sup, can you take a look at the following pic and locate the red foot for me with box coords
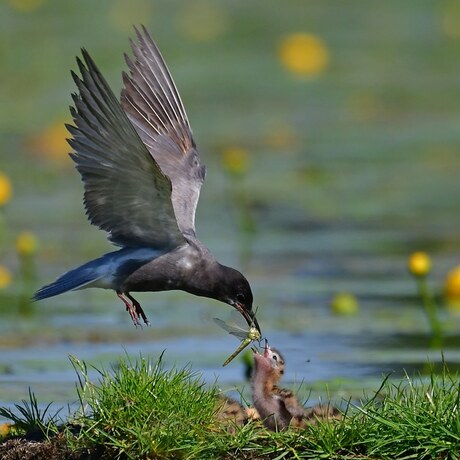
[127,292,150,326]
[116,291,151,327]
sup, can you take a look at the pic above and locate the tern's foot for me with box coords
[126,293,151,326]
[126,303,142,328]
[117,291,148,327]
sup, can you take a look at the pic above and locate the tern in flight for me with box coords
[34,26,260,334]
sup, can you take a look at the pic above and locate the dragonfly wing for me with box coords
[213,318,247,339]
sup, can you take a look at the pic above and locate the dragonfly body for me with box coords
[214,318,262,366]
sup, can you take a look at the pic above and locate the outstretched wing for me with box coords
[121,26,206,238]
[68,49,184,249]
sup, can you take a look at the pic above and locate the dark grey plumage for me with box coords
[34,27,260,333]
[121,27,206,239]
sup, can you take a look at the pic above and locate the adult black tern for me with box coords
[33,26,260,333]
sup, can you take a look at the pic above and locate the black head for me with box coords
[217,264,260,334]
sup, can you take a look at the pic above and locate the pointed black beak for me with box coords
[235,301,261,335]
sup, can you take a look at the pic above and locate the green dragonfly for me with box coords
[214,316,262,366]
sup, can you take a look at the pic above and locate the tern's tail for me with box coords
[33,247,161,301]
[32,264,103,301]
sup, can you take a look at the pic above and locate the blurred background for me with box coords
[1,0,460,414]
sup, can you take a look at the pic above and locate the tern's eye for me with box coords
[236,293,245,303]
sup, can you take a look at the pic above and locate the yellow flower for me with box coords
[16,231,39,257]
[0,266,12,289]
[278,33,329,77]
[0,172,12,206]
[408,252,431,277]
[221,147,249,176]
[445,266,460,304]
[27,120,70,164]
[7,0,43,12]
[330,292,359,316]
[176,1,227,42]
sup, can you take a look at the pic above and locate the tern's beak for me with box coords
[235,301,261,335]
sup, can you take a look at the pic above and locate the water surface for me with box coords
[1,1,460,419]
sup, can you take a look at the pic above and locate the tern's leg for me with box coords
[126,292,151,326]
[116,291,141,327]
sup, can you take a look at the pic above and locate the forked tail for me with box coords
[33,247,161,301]
[32,264,102,301]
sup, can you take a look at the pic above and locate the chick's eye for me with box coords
[236,293,245,303]
[272,355,278,362]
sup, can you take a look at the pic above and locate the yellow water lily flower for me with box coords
[0,172,12,207]
[7,0,43,13]
[278,33,329,77]
[408,252,431,277]
[16,231,39,257]
[0,266,12,289]
[28,121,70,164]
[221,147,249,176]
[445,266,460,304]
[331,292,359,316]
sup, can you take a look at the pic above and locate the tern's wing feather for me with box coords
[121,26,206,238]
[68,49,184,249]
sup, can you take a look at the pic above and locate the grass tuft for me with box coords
[354,368,460,459]
[68,353,226,459]
[2,356,460,459]
[0,388,61,439]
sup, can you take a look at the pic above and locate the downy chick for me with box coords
[252,341,340,431]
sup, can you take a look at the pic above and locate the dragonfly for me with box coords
[214,313,262,366]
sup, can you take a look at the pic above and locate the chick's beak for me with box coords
[263,338,270,358]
